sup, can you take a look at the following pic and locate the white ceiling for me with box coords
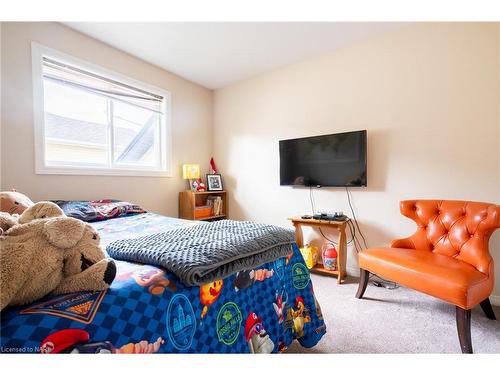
[64,22,405,89]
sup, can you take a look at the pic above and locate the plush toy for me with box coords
[0,212,18,235]
[196,179,206,192]
[18,201,65,224]
[0,217,116,310]
[0,190,34,215]
[0,201,65,235]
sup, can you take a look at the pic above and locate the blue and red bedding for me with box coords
[0,213,325,353]
[51,199,146,222]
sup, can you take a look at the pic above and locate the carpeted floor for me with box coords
[286,274,500,353]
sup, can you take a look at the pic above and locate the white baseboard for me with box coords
[346,266,360,277]
[490,295,500,306]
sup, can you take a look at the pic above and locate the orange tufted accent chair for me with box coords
[356,200,499,353]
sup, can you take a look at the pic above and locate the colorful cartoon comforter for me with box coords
[0,214,326,354]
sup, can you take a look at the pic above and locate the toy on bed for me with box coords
[0,212,18,235]
[0,215,116,310]
[18,201,64,224]
[0,190,34,234]
[0,190,34,215]
[0,201,65,235]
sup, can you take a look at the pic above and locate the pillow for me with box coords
[52,199,146,222]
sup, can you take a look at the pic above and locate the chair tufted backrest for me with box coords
[395,200,500,274]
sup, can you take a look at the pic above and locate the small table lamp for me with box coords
[182,164,201,191]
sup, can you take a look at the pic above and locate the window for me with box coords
[32,43,171,176]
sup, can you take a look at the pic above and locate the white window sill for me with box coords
[35,165,172,178]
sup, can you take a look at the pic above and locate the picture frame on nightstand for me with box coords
[206,174,223,191]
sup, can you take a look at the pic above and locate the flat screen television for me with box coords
[279,130,367,187]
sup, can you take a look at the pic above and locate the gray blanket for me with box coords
[106,220,295,286]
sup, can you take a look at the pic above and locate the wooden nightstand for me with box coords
[179,190,228,221]
[288,216,348,284]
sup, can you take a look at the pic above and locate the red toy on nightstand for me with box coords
[322,244,338,271]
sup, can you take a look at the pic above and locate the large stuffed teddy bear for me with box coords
[0,216,116,310]
[0,201,64,234]
[18,200,65,224]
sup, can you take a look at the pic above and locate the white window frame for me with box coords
[31,42,172,177]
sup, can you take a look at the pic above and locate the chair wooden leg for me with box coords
[456,307,473,354]
[479,298,497,320]
[355,269,370,299]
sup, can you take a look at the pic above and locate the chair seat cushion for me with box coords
[358,248,493,309]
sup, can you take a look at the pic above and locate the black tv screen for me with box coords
[279,130,367,187]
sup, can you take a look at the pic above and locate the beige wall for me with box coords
[2,22,499,300]
[214,23,500,301]
[1,22,213,216]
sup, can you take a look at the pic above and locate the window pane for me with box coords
[38,52,168,174]
[43,79,109,166]
[112,101,161,167]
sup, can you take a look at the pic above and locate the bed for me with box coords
[0,210,326,354]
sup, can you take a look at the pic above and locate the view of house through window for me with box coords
[40,56,168,173]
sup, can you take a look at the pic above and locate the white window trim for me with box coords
[31,42,173,177]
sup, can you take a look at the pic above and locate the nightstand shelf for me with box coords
[310,264,340,276]
[288,216,348,284]
[179,190,228,221]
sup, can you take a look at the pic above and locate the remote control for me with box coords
[301,215,313,219]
